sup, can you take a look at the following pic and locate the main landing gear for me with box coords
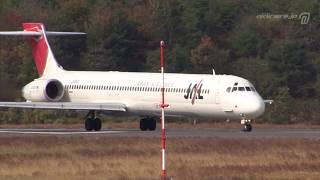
[85,110,102,131]
[241,119,252,132]
[140,117,156,131]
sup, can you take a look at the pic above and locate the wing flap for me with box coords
[0,102,126,111]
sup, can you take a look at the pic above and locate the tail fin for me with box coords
[0,23,85,77]
[23,23,58,76]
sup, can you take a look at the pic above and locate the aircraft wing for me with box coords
[0,102,126,111]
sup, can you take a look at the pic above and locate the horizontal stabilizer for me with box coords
[0,31,85,36]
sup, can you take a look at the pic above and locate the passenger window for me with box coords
[245,87,251,91]
[232,87,237,92]
[238,87,245,91]
[226,87,231,92]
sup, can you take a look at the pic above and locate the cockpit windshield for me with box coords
[226,82,256,93]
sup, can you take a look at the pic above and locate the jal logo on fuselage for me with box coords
[184,80,204,105]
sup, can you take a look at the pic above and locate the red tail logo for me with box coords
[23,23,48,76]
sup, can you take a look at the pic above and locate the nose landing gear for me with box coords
[241,119,252,132]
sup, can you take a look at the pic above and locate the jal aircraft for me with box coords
[0,23,270,132]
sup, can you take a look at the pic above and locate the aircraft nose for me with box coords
[249,97,265,117]
[238,95,265,118]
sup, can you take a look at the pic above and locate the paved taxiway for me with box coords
[0,128,319,139]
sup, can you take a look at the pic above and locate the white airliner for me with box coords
[0,23,270,132]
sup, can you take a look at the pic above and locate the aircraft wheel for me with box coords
[148,118,156,131]
[93,118,102,131]
[85,118,94,131]
[243,124,252,132]
[140,118,148,131]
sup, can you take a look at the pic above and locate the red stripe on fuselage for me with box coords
[23,23,48,76]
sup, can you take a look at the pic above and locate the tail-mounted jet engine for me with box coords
[22,79,65,102]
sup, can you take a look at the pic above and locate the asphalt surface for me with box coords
[0,128,319,139]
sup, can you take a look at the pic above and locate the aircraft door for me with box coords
[214,80,220,104]
[221,86,234,112]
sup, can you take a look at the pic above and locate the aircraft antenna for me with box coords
[160,41,169,179]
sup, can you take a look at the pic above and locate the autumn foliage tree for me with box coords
[190,35,227,74]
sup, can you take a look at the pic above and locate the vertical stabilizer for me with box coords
[22,23,63,76]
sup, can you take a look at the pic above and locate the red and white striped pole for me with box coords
[160,41,169,179]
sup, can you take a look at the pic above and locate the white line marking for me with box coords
[0,129,127,135]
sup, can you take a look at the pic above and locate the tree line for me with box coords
[0,0,320,124]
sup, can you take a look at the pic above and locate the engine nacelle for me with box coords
[22,79,65,102]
